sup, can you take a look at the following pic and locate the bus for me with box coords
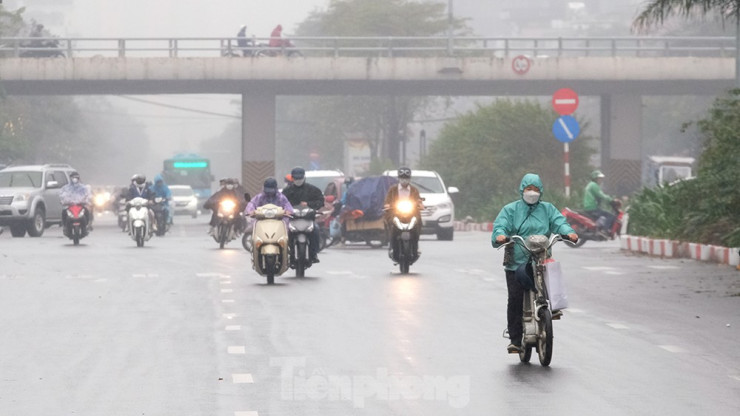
[161,153,214,204]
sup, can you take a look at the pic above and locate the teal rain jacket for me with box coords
[491,173,575,271]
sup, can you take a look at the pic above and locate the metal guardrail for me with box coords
[0,36,736,58]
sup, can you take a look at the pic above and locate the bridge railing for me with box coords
[0,36,735,58]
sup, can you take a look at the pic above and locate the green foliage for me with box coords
[628,90,740,247]
[420,99,596,221]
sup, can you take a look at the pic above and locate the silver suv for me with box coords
[0,164,77,237]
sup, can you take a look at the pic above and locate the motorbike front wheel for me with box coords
[399,240,411,274]
[295,242,306,278]
[218,225,228,249]
[72,226,80,246]
[264,255,276,285]
[135,227,145,247]
[537,309,554,366]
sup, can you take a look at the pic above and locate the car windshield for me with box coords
[412,176,445,193]
[171,187,194,197]
[0,171,43,188]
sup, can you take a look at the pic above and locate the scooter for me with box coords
[214,198,240,249]
[289,206,316,277]
[498,234,574,366]
[151,197,170,237]
[387,198,423,274]
[117,197,129,232]
[62,203,89,245]
[250,204,290,284]
[127,197,152,247]
[561,199,624,248]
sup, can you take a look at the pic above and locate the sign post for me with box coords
[551,88,580,197]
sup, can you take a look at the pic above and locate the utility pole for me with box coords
[447,0,454,56]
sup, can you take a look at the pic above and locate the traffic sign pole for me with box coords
[564,143,570,197]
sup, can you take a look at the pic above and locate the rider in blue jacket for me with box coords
[151,174,173,224]
[491,173,577,353]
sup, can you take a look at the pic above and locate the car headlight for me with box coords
[14,193,30,202]
[436,202,451,210]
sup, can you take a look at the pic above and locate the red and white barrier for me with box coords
[621,234,739,267]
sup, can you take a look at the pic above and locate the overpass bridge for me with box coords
[0,36,735,194]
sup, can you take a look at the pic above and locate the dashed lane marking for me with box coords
[730,375,740,382]
[225,325,241,331]
[223,314,237,320]
[132,273,159,278]
[659,345,687,353]
[648,265,680,270]
[232,374,254,383]
[228,346,246,354]
[221,289,233,293]
[607,323,630,330]
[326,270,367,279]
[235,412,258,416]
[220,280,232,285]
[222,299,235,303]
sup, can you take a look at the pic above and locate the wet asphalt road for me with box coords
[0,213,738,415]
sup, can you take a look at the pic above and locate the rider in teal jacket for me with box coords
[491,173,577,353]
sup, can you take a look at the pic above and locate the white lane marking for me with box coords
[607,323,629,330]
[223,314,237,320]
[221,289,233,293]
[94,278,108,283]
[582,266,616,271]
[228,346,246,354]
[132,273,158,278]
[648,265,680,270]
[605,271,625,275]
[232,374,254,383]
[196,272,232,278]
[659,345,687,353]
[220,280,232,285]
[326,270,367,279]
[729,375,740,382]
[222,299,235,303]
[565,308,585,314]
[235,411,259,416]
[225,325,241,331]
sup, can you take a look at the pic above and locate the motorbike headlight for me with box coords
[220,199,237,212]
[396,200,414,214]
[264,208,277,219]
[94,194,108,207]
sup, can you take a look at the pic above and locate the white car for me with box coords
[383,169,458,240]
[169,185,199,218]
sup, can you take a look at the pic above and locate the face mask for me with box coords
[523,190,540,205]
[226,184,235,190]
[293,179,305,187]
[71,178,79,184]
[399,178,410,187]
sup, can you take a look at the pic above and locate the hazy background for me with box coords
[5,0,662,186]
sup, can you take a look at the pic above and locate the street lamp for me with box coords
[447,0,454,56]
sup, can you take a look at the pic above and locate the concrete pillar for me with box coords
[241,93,276,196]
[600,94,642,196]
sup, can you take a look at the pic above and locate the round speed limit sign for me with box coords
[512,55,531,75]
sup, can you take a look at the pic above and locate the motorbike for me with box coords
[117,197,129,232]
[214,198,241,249]
[561,199,624,248]
[387,198,423,274]
[254,39,303,57]
[127,197,152,247]
[62,204,89,245]
[151,197,170,237]
[315,195,339,251]
[498,234,574,366]
[289,206,316,277]
[250,204,290,284]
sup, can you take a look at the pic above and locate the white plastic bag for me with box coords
[544,259,568,310]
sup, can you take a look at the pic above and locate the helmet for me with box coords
[69,171,80,179]
[263,177,278,196]
[591,170,605,180]
[290,167,305,180]
[133,174,146,186]
[397,167,411,179]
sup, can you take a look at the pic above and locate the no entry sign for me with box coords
[552,88,579,115]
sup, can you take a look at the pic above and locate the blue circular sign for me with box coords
[552,115,580,143]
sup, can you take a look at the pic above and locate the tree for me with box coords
[633,1,740,87]
[420,99,596,220]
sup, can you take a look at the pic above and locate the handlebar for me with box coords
[497,234,576,252]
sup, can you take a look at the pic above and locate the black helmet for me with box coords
[398,167,411,179]
[69,171,80,179]
[291,166,306,180]
[263,177,278,195]
[133,174,146,185]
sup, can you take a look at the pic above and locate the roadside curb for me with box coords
[620,235,740,267]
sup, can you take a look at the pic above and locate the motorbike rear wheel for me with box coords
[73,226,80,246]
[537,309,554,366]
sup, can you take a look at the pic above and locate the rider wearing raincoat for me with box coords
[151,174,173,225]
[491,173,577,353]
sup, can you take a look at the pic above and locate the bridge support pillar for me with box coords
[241,93,276,196]
[600,94,642,196]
